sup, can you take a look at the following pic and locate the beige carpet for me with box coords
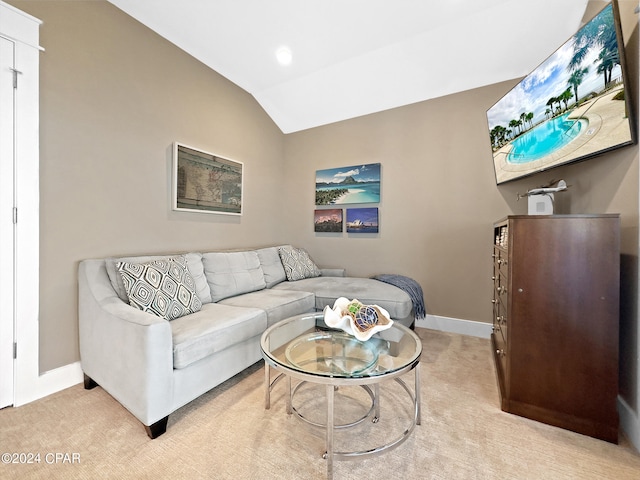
[2,328,640,479]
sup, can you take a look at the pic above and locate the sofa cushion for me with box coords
[256,246,287,288]
[170,303,267,369]
[278,245,321,281]
[273,277,412,319]
[117,256,202,321]
[219,288,315,327]
[106,252,211,304]
[202,251,266,302]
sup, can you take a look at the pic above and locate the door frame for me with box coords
[0,33,16,409]
[0,1,44,408]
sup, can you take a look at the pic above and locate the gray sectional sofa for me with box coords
[78,245,414,438]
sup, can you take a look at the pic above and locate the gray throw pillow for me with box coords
[256,246,287,288]
[202,251,267,302]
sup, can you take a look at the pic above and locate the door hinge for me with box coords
[10,68,22,89]
[13,342,17,359]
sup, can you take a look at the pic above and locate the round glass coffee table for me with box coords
[260,312,422,479]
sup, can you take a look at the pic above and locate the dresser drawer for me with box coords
[494,273,508,306]
[497,251,509,277]
[493,301,508,343]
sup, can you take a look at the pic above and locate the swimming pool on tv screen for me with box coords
[507,113,584,164]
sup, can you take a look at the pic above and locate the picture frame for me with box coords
[346,208,379,233]
[314,209,343,233]
[172,142,243,215]
[315,163,381,205]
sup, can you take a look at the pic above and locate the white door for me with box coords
[0,35,16,408]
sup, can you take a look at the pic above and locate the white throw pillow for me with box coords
[106,252,211,305]
[278,245,321,281]
[117,255,202,321]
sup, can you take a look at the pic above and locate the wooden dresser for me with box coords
[491,214,620,443]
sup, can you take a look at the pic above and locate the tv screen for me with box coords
[487,1,635,185]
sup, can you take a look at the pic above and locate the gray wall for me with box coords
[9,1,287,371]
[284,76,639,323]
[9,0,639,430]
[284,0,640,430]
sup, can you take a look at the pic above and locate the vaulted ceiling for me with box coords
[107,0,595,133]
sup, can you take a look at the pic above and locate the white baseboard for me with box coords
[14,361,83,407]
[618,395,640,453]
[416,314,492,338]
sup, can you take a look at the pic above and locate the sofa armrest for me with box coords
[78,259,174,426]
[320,268,346,277]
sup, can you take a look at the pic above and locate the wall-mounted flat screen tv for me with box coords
[487,1,635,185]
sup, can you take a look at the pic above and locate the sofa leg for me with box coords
[145,416,169,439]
[83,374,98,390]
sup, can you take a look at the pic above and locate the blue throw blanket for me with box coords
[372,274,425,320]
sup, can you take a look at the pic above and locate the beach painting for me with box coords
[346,208,379,233]
[314,209,343,233]
[315,163,381,205]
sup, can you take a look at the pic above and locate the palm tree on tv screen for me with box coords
[567,67,589,105]
[509,119,520,136]
[568,4,620,93]
[559,88,573,110]
[526,112,534,129]
[597,48,620,87]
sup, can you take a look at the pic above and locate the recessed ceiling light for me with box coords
[276,46,292,66]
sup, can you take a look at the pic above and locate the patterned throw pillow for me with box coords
[278,245,321,281]
[117,255,202,321]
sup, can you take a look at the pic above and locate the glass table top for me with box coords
[261,313,422,379]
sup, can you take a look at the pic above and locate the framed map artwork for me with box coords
[172,143,243,215]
